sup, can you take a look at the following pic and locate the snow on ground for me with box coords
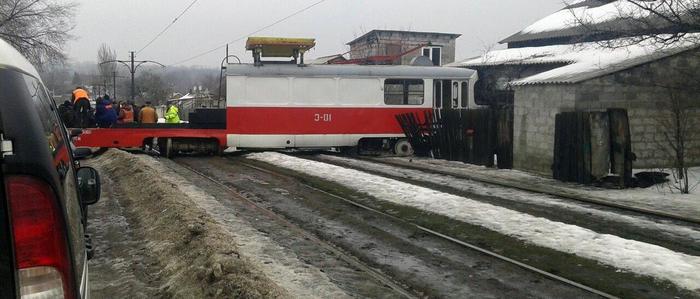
[94,150,348,298]
[130,154,351,299]
[248,152,700,292]
[317,155,700,243]
[385,157,700,223]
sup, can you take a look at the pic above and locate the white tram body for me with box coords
[225,63,478,150]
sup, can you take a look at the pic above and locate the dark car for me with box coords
[0,39,101,298]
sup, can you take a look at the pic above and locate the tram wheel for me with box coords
[393,139,414,157]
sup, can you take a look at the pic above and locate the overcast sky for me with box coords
[67,0,566,67]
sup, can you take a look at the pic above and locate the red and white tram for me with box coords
[73,39,478,156]
[225,63,478,152]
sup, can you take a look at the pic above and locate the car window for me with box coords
[22,76,66,156]
[21,74,85,284]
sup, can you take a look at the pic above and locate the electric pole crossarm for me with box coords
[100,53,165,101]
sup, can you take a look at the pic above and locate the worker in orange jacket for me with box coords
[117,101,134,124]
[72,87,91,128]
[138,101,158,124]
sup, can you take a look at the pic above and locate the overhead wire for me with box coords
[168,0,329,66]
[136,0,201,55]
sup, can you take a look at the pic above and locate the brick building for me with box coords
[449,1,700,176]
[346,30,460,66]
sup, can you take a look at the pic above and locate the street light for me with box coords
[100,51,165,101]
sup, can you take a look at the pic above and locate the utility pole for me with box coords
[100,51,165,102]
[113,71,117,99]
[110,71,127,100]
[130,51,136,102]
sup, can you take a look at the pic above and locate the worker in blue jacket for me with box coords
[95,95,118,128]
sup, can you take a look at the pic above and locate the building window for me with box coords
[384,79,424,105]
[422,47,442,66]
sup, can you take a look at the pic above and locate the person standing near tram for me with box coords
[165,104,180,124]
[71,86,91,127]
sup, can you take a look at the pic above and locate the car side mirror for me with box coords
[70,128,83,138]
[77,167,100,205]
[73,147,93,160]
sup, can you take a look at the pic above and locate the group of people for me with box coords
[60,87,181,128]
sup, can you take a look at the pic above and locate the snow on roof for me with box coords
[500,0,699,44]
[454,45,579,67]
[454,33,700,85]
[0,38,40,79]
[522,1,636,35]
[178,93,195,100]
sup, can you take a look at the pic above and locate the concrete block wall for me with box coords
[574,50,700,169]
[348,31,457,66]
[513,84,576,175]
[512,49,700,176]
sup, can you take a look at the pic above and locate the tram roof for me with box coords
[226,63,477,80]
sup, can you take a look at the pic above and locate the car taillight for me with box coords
[6,176,74,299]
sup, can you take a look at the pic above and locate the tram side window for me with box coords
[407,81,424,104]
[384,80,404,105]
[384,79,424,105]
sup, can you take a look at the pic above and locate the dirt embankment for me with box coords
[91,150,288,298]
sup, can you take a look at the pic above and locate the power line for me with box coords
[137,0,201,55]
[169,0,329,66]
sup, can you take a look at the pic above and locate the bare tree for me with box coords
[568,0,700,48]
[568,1,700,193]
[97,43,117,96]
[655,91,695,193]
[0,0,76,67]
[137,71,170,105]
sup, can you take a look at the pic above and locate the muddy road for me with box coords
[86,165,162,298]
[86,150,695,298]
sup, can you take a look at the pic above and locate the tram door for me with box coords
[434,80,470,110]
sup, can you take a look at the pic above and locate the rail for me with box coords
[176,161,420,299]
[236,157,619,299]
[358,156,700,225]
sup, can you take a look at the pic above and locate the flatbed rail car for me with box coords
[74,63,479,156]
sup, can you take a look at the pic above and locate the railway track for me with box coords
[176,161,421,299]
[355,155,700,226]
[303,153,700,257]
[230,157,618,299]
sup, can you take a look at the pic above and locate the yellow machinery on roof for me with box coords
[246,37,316,66]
